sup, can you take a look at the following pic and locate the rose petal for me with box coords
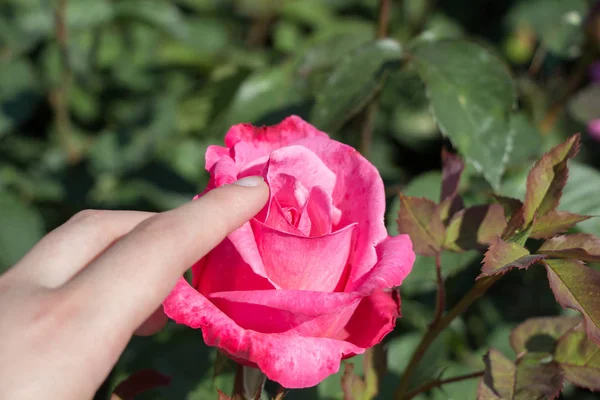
[208,289,361,337]
[163,278,364,388]
[227,223,280,288]
[295,136,388,286]
[264,198,304,235]
[341,290,400,348]
[298,186,334,236]
[205,145,230,171]
[351,234,415,293]
[265,145,337,197]
[193,238,275,295]
[225,115,329,154]
[251,219,357,291]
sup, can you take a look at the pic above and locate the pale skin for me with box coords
[0,176,269,399]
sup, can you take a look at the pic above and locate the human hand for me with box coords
[0,176,268,399]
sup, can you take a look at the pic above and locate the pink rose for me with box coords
[163,116,415,388]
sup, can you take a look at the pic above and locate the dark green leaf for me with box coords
[410,39,516,190]
[0,193,44,273]
[508,0,588,58]
[311,39,404,132]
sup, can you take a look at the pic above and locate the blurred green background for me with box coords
[2,0,600,399]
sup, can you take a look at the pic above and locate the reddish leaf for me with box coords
[501,204,527,242]
[530,211,592,239]
[539,234,600,262]
[217,389,243,400]
[545,259,600,344]
[397,195,446,256]
[554,325,600,391]
[111,369,171,400]
[478,349,516,399]
[444,204,507,252]
[494,195,523,219]
[523,134,580,225]
[478,238,545,278]
[438,149,465,220]
[441,148,465,202]
[477,350,563,400]
[514,354,563,400]
[510,316,581,355]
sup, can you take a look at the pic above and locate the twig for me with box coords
[403,370,485,400]
[377,0,391,39]
[52,0,80,163]
[394,275,501,399]
[433,252,445,322]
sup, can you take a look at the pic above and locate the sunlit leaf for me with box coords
[523,134,580,225]
[445,204,507,252]
[397,195,446,256]
[539,234,600,262]
[479,238,545,278]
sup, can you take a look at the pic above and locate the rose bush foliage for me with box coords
[163,116,415,388]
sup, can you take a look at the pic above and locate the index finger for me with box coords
[62,177,268,336]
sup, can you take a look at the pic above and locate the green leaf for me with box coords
[507,113,543,167]
[397,195,446,256]
[523,134,580,225]
[554,326,600,391]
[478,239,545,278]
[510,316,581,354]
[310,39,404,132]
[0,193,45,273]
[545,259,600,344]
[410,39,516,190]
[530,211,591,239]
[508,0,588,58]
[539,234,600,262]
[559,161,600,236]
[114,0,189,40]
[444,204,507,252]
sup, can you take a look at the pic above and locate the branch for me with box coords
[394,275,501,399]
[433,252,445,322]
[403,370,485,400]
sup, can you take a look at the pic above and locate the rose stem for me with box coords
[394,274,501,399]
[403,370,485,400]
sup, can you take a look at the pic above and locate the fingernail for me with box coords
[232,176,264,187]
